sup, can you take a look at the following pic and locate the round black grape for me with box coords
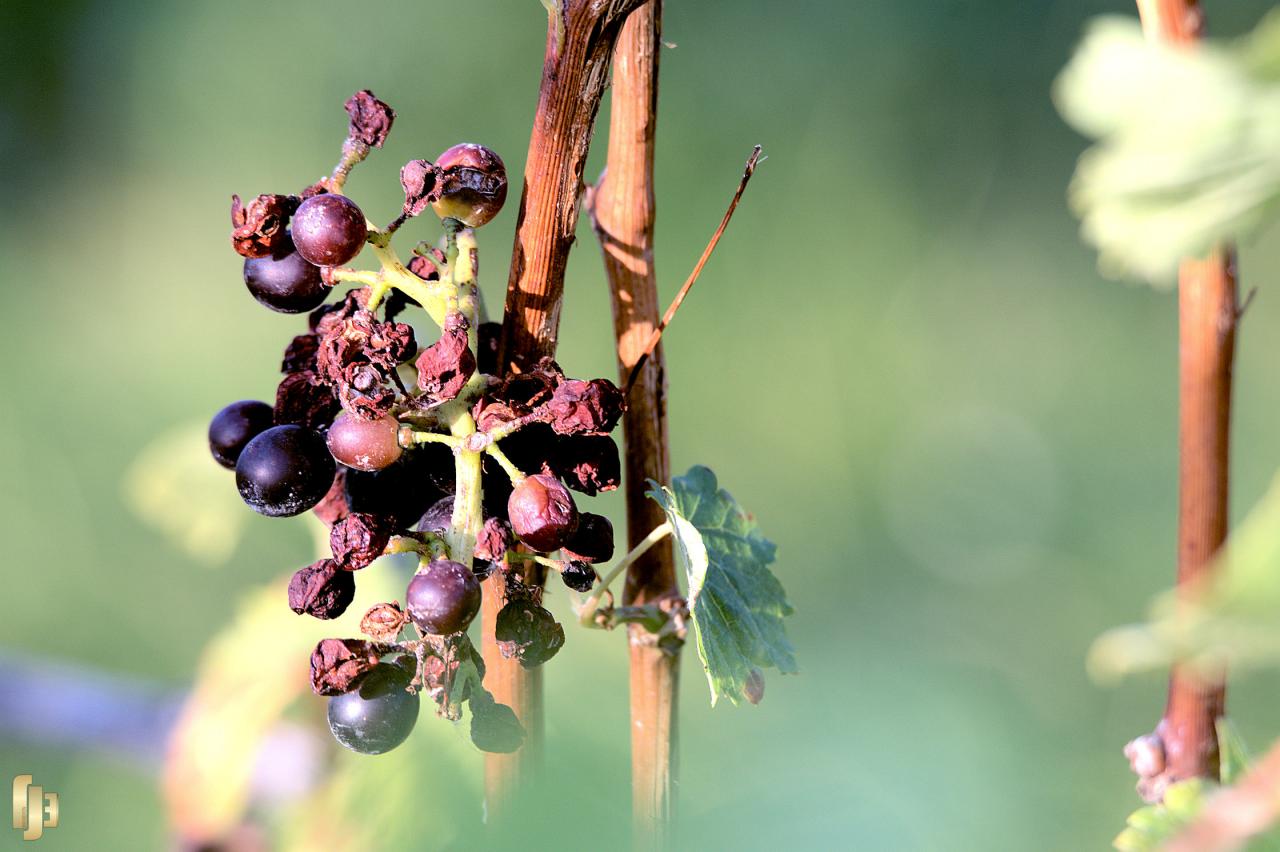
[235,425,336,517]
[291,194,367,267]
[208,400,274,469]
[327,663,419,755]
[243,234,328,313]
[406,559,482,635]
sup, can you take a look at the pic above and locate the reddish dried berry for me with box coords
[299,180,330,200]
[475,516,512,562]
[310,287,368,331]
[554,434,621,495]
[508,360,562,406]
[546,378,625,436]
[327,411,403,472]
[400,159,439,217]
[360,601,408,643]
[230,193,299,259]
[495,599,564,668]
[561,512,614,564]
[274,371,342,429]
[315,306,416,420]
[432,143,507,227]
[330,512,393,570]
[310,638,382,696]
[282,333,320,374]
[344,89,395,148]
[289,559,356,619]
[312,467,350,527]
[406,559,482,635]
[507,473,578,553]
[472,398,527,434]
[292,193,367,267]
[416,312,475,403]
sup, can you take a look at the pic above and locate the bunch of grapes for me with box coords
[208,91,625,755]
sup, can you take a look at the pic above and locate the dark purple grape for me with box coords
[208,400,274,469]
[417,495,455,534]
[507,474,578,553]
[345,445,452,531]
[560,561,597,593]
[235,425,336,517]
[494,599,564,668]
[327,411,403,472]
[406,559,481,635]
[243,234,328,313]
[291,194,367,266]
[327,662,419,754]
[562,513,614,564]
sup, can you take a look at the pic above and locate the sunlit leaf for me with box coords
[648,465,797,706]
[1089,470,1280,682]
[123,421,247,565]
[280,689,480,852]
[164,545,404,843]
[1114,778,1208,851]
[1218,718,1250,785]
[1053,12,1280,287]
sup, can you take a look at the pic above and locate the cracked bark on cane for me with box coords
[1132,0,1236,799]
[587,2,678,846]
[485,0,645,818]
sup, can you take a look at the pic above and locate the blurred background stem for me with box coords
[1136,0,1237,797]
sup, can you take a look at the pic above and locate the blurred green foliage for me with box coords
[7,0,1280,849]
[1056,11,1280,285]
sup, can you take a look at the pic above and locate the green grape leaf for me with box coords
[647,465,797,706]
[1115,778,1209,851]
[1053,12,1280,287]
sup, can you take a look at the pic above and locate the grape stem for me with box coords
[403,429,462,449]
[577,522,672,626]
[386,533,447,559]
[505,551,563,572]
[483,411,550,443]
[482,442,525,484]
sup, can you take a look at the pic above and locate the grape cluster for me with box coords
[208,91,625,755]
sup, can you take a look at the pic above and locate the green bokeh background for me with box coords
[5,0,1280,849]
